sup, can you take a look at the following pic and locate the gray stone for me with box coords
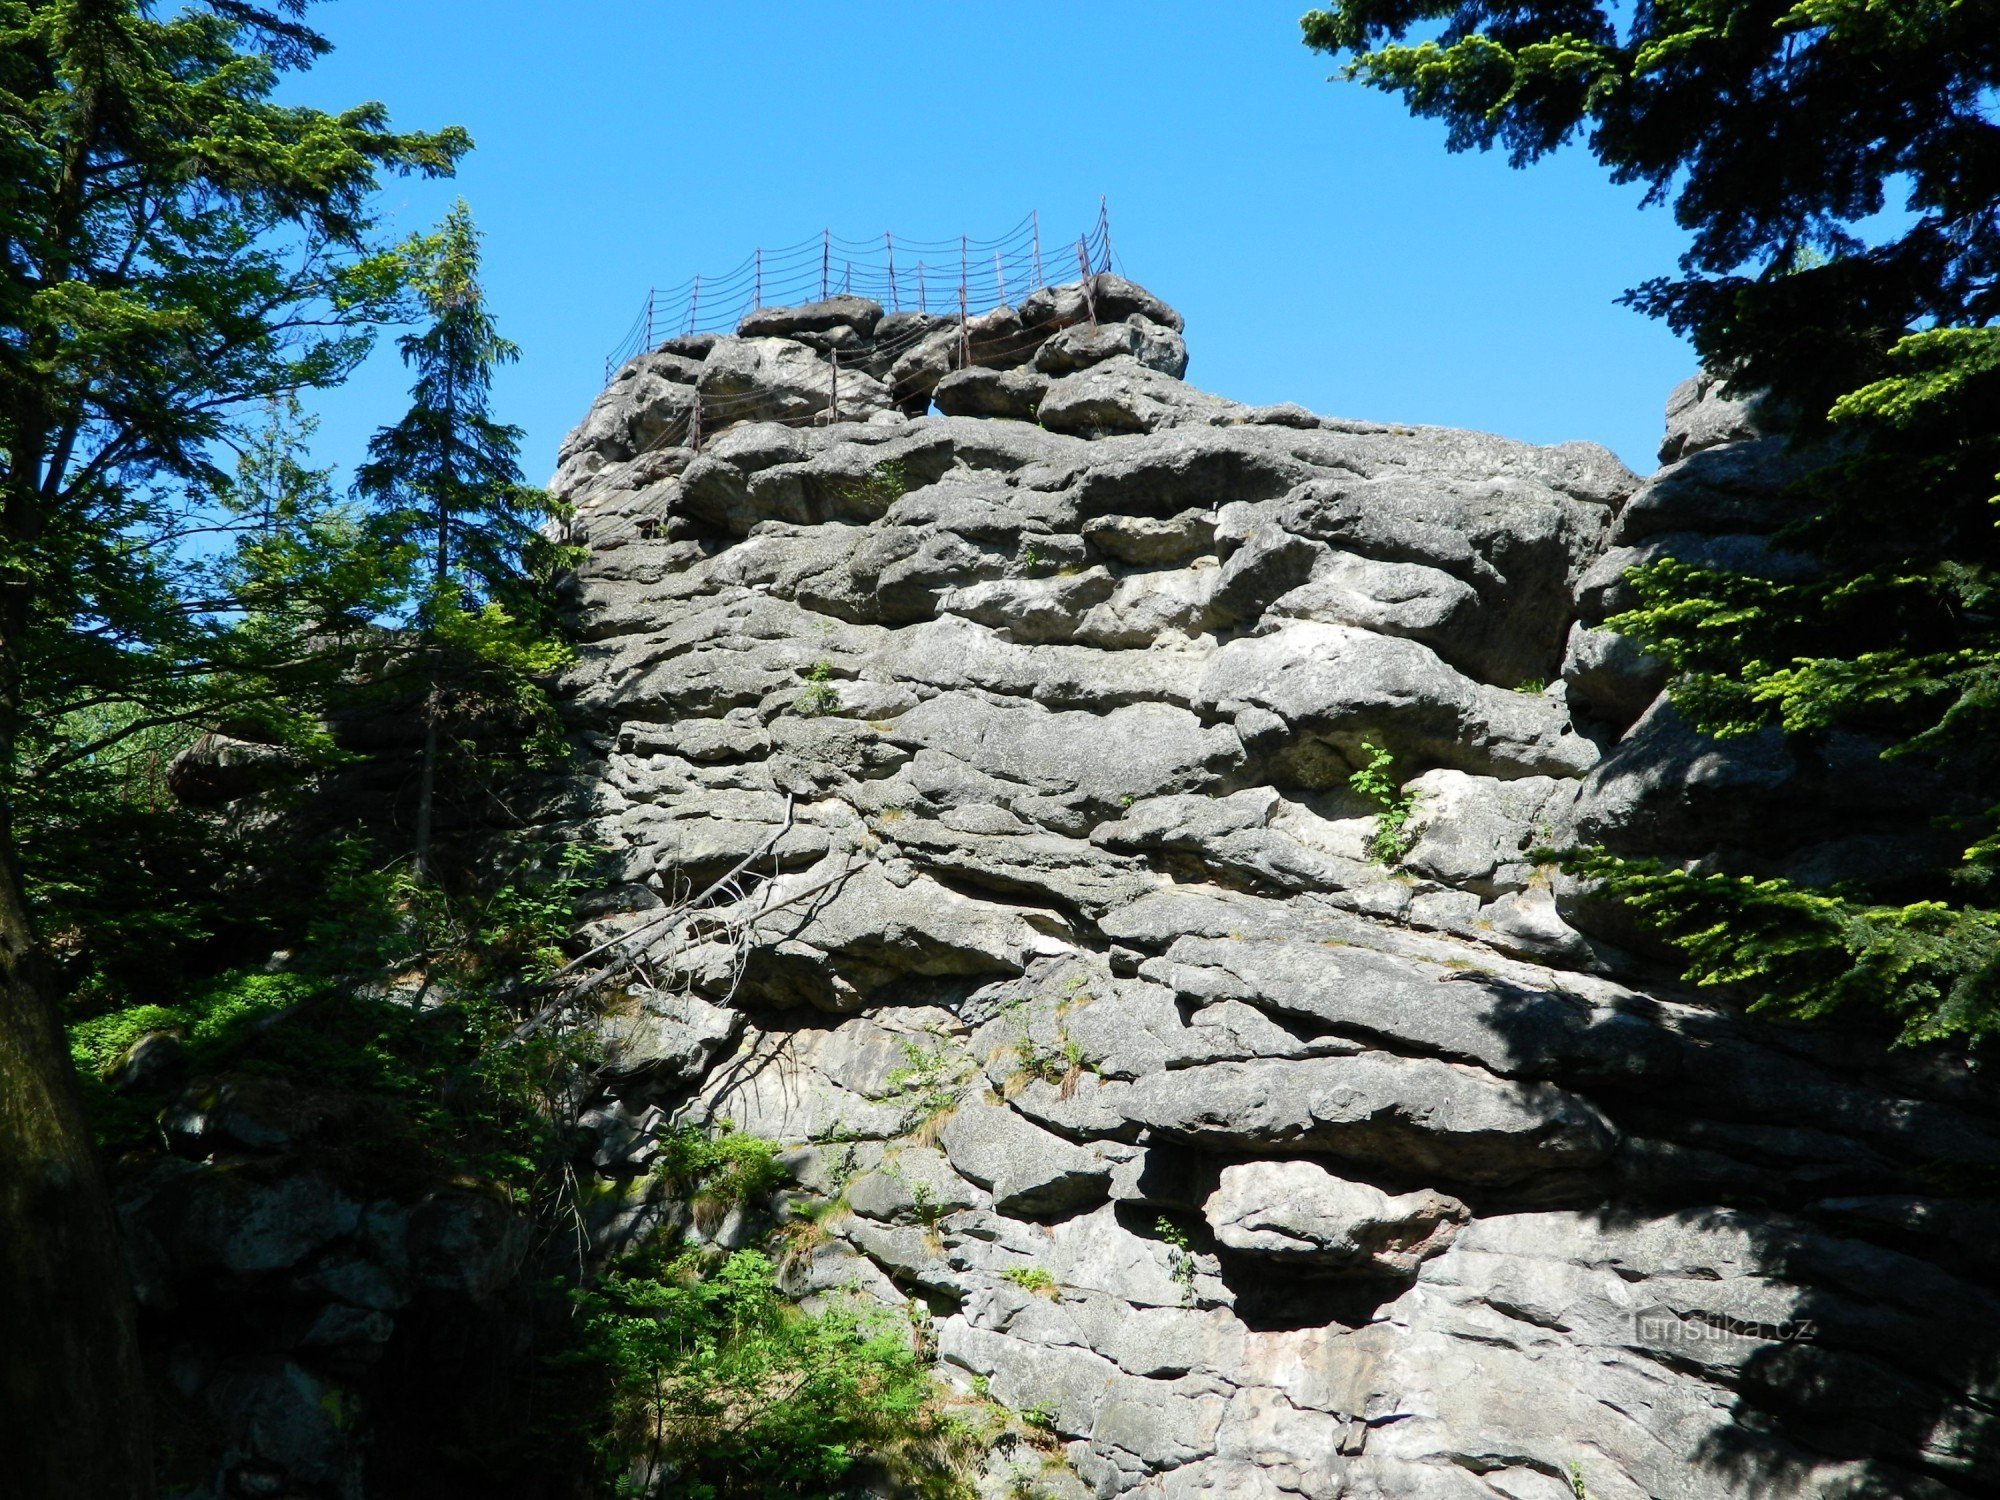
[1038,357,1244,438]
[109,1029,185,1093]
[1083,509,1217,566]
[1660,369,1777,463]
[697,336,893,427]
[123,1165,361,1276]
[1202,1161,1468,1274]
[517,328,2000,1500]
[1398,769,1558,897]
[846,1146,987,1224]
[595,992,742,1088]
[1611,437,1814,543]
[559,354,701,467]
[1194,621,1599,780]
[931,365,1050,421]
[1560,620,1665,727]
[1573,528,1819,621]
[886,692,1245,817]
[1032,318,1187,379]
[737,296,884,340]
[937,1098,1110,1215]
[1122,1053,1616,1187]
[937,567,1116,641]
[1020,274,1186,335]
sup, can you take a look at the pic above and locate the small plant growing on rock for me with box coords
[651,1123,790,1230]
[794,659,840,717]
[839,457,910,512]
[886,1032,974,1142]
[1155,1216,1198,1304]
[1010,1031,1087,1099]
[1020,1402,1059,1434]
[1002,1265,1059,1298]
[1348,740,1417,865]
[1569,1460,1590,1499]
[772,1194,848,1279]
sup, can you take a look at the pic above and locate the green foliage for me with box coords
[1011,1030,1086,1091]
[793,660,841,717]
[64,837,602,1179]
[1299,0,1999,414]
[1575,326,2000,1042]
[885,1033,974,1130]
[0,0,466,820]
[356,202,580,872]
[1155,1217,1197,1303]
[906,1179,946,1231]
[840,459,911,513]
[1018,1403,1059,1434]
[1306,2,2000,1045]
[1348,740,1417,864]
[1000,1265,1058,1297]
[1561,852,2000,1046]
[358,202,578,633]
[566,1246,973,1499]
[651,1126,791,1220]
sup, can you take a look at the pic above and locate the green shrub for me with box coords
[568,1247,971,1498]
[1000,1265,1058,1297]
[885,1034,973,1134]
[794,660,840,717]
[653,1125,791,1221]
[1348,741,1417,864]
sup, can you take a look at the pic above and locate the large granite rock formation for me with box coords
[543,280,2000,1499]
[540,284,1992,1500]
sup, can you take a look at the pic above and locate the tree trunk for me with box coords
[0,844,155,1498]
[413,681,440,883]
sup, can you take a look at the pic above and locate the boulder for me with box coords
[1082,508,1217,566]
[1038,357,1242,438]
[932,365,1050,421]
[938,1098,1111,1215]
[697,336,893,427]
[1560,620,1665,728]
[1202,1161,1468,1274]
[1659,369,1778,463]
[1122,1053,1616,1187]
[1019,274,1185,334]
[1032,318,1188,379]
[596,992,743,1088]
[738,296,884,340]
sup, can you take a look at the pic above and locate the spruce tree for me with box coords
[1302,0,2000,1044]
[357,201,575,882]
[0,3,464,1489]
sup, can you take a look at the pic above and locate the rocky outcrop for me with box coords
[104,278,1983,1500]
[538,278,2000,1500]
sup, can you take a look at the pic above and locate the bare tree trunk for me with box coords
[413,681,441,883]
[0,844,155,1498]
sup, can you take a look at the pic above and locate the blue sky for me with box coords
[289,1,1698,478]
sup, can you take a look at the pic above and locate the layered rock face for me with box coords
[552,285,2000,1499]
